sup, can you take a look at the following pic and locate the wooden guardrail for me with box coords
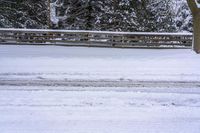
[0,28,193,48]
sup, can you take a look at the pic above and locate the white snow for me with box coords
[0,28,193,36]
[0,86,200,133]
[0,45,200,133]
[195,0,200,8]
[0,45,199,81]
[50,0,62,25]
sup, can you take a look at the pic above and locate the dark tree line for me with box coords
[0,0,193,32]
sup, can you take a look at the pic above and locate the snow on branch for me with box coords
[50,0,63,24]
[195,0,200,8]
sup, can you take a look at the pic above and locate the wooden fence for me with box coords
[0,28,193,48]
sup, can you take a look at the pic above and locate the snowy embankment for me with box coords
[0,45,200,84]
[0,45,200,133]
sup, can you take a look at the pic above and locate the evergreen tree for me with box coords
[0,0,47,28]
[130,0,175,32]
[0,0,194,32]
[173,0,193,32]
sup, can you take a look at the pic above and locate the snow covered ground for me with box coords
[0,45,200,82]
[0,45,200,133]
[1,86,200,133]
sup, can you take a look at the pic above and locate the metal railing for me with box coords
[0,28,193,48]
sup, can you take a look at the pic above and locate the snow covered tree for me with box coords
[55,0,87,30]
[0,0,47,28]
[130,0,176,32]
[0,0,194,33]
[90,0,138,31]
[187,0,200,53]
[171,0,192,32]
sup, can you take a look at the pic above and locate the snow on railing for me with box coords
[0,28,193,36]
[0,28,193,48]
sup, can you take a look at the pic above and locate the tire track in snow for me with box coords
[0,79,200,88]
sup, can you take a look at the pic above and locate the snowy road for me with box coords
[1,79,200,88]
[0,45,200,133]
[1,86,200,133]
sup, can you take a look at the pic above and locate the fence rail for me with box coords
[0,28,193,48]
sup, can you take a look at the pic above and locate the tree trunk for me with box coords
[193,13,200,53]
[187,0,200,53]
